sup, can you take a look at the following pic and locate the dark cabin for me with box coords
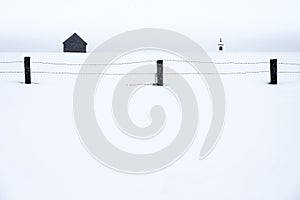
[63,33,87,53]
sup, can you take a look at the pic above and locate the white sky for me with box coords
[0,0,299,52]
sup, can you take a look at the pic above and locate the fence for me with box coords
[1,57,300,85]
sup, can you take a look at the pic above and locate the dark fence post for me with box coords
[156,60,163,86]
[270,59,277,84]
[24,57,31,84]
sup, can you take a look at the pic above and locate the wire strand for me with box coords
[1,59,300,66]
[3,70,299,76]
[0,61,23,64]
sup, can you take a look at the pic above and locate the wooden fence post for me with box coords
[270,59,277,84]
[24,57,31,84]
[156,60,163,86]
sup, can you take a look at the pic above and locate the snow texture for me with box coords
[0,52,300,200]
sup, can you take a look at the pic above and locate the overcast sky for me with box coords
[0,0,299,52]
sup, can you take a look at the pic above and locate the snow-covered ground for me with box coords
[0,52,300,200]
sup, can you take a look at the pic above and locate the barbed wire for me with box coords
[125,83,157,86]
[1,70,300,76]
[0,61,22,64]
[31,60,157,66]
[164,59,270,65]
[1,59,300,66]
[30,60,272,66]
[1,59,300,77]
[30,60,300,66]
[278,62,300,66]
[278,71,300,74]
[0,71,23,74]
